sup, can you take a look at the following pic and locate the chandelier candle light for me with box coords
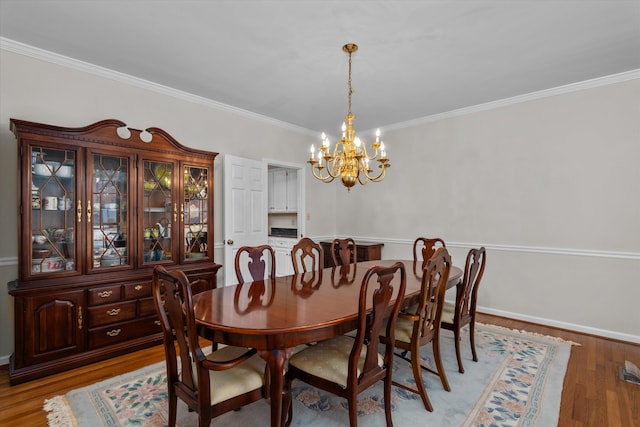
[307,43,390,190]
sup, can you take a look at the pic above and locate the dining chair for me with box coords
[152,266,268,427]
[387,247,452,412]
[412,237,446,275]
[291,237,324,274]
[331,237,357,266]
[441,246,487,373]
[283,262,407,427]
[234,244,276,284]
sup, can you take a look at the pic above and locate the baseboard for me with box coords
[0,354,10,368]
[478,305,640,344]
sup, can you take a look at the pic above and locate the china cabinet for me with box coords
[8,119,221,384]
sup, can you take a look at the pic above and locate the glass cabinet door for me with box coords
[91,154,130,270]
[142,160,174,265]
[30,147,76,275]
[183,164,209,260]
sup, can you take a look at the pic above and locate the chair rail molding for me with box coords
[351,236,640,261]
[0,256,18,267]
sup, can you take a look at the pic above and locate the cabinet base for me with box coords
[8,333,162,385]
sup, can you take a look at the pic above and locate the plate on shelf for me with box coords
[154,164,172,189]
[33,257,64,272]
[143,181,158,191]
[186,252,206,259]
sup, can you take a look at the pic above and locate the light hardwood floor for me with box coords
[1,313,638,426]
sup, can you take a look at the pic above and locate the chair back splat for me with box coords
[291,237,324,274]
[331,238,358,266]
[412,237,446,274]
[284,262,407,427]
[234,244,276,284]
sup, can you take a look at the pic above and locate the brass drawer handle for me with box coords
[78,307,83,330]
[98,290,113,298]
[106,308,120,316]
[135,284,143,291]
[106,329,121,337]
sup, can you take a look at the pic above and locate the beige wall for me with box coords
[0,45,638,364]
[337,79,640,339]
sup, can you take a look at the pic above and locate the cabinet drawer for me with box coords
[88,301,137,328]
[186,271,217,294]
[123,281,152,299]
[138,297,158,317]
[89,317,162,349]
[88,285,121,305]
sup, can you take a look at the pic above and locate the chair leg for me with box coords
[470,320,478,362]
[283,375,293,427]
[347,391,358,427]
[168,390,177,427]
[384,374,393,427]
[433,334,451,392]
[198,407,211,427]
[411,348,433,412]
[454,326,465,374]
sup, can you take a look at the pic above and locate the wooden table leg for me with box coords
[259,348,293,427]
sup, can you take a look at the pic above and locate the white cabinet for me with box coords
[286,170,298,212]
[268,237,295,277]
[268,168,297,213]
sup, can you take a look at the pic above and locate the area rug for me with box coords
[44,323,577,427]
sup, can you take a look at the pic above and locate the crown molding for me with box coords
[382,69,640,132]
[0,37,316,136]
[2,37,638,138]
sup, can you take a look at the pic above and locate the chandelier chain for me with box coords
[347,49,353,116]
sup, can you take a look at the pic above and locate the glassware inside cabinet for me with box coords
[184,165,209,259]
[92,154,129,269]
[142,160,173,263]
[30,147,76,274]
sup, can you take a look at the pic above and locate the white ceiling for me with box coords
[1,1,639,134]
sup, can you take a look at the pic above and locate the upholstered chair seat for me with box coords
[287,336,383,388]
[440,301,456,324]
[182,346,266,405]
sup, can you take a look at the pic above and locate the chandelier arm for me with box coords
[311,165,336,183]
[357,173,369,186]
[363,163,389,182]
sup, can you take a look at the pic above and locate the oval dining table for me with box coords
[192,259,462,427]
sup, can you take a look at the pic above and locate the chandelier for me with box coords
[307,43,390,190]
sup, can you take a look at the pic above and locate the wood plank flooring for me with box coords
[0,313,638,426]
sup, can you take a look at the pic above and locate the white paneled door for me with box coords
[223,155,267,285]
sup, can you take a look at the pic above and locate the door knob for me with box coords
[226,239,234,245]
